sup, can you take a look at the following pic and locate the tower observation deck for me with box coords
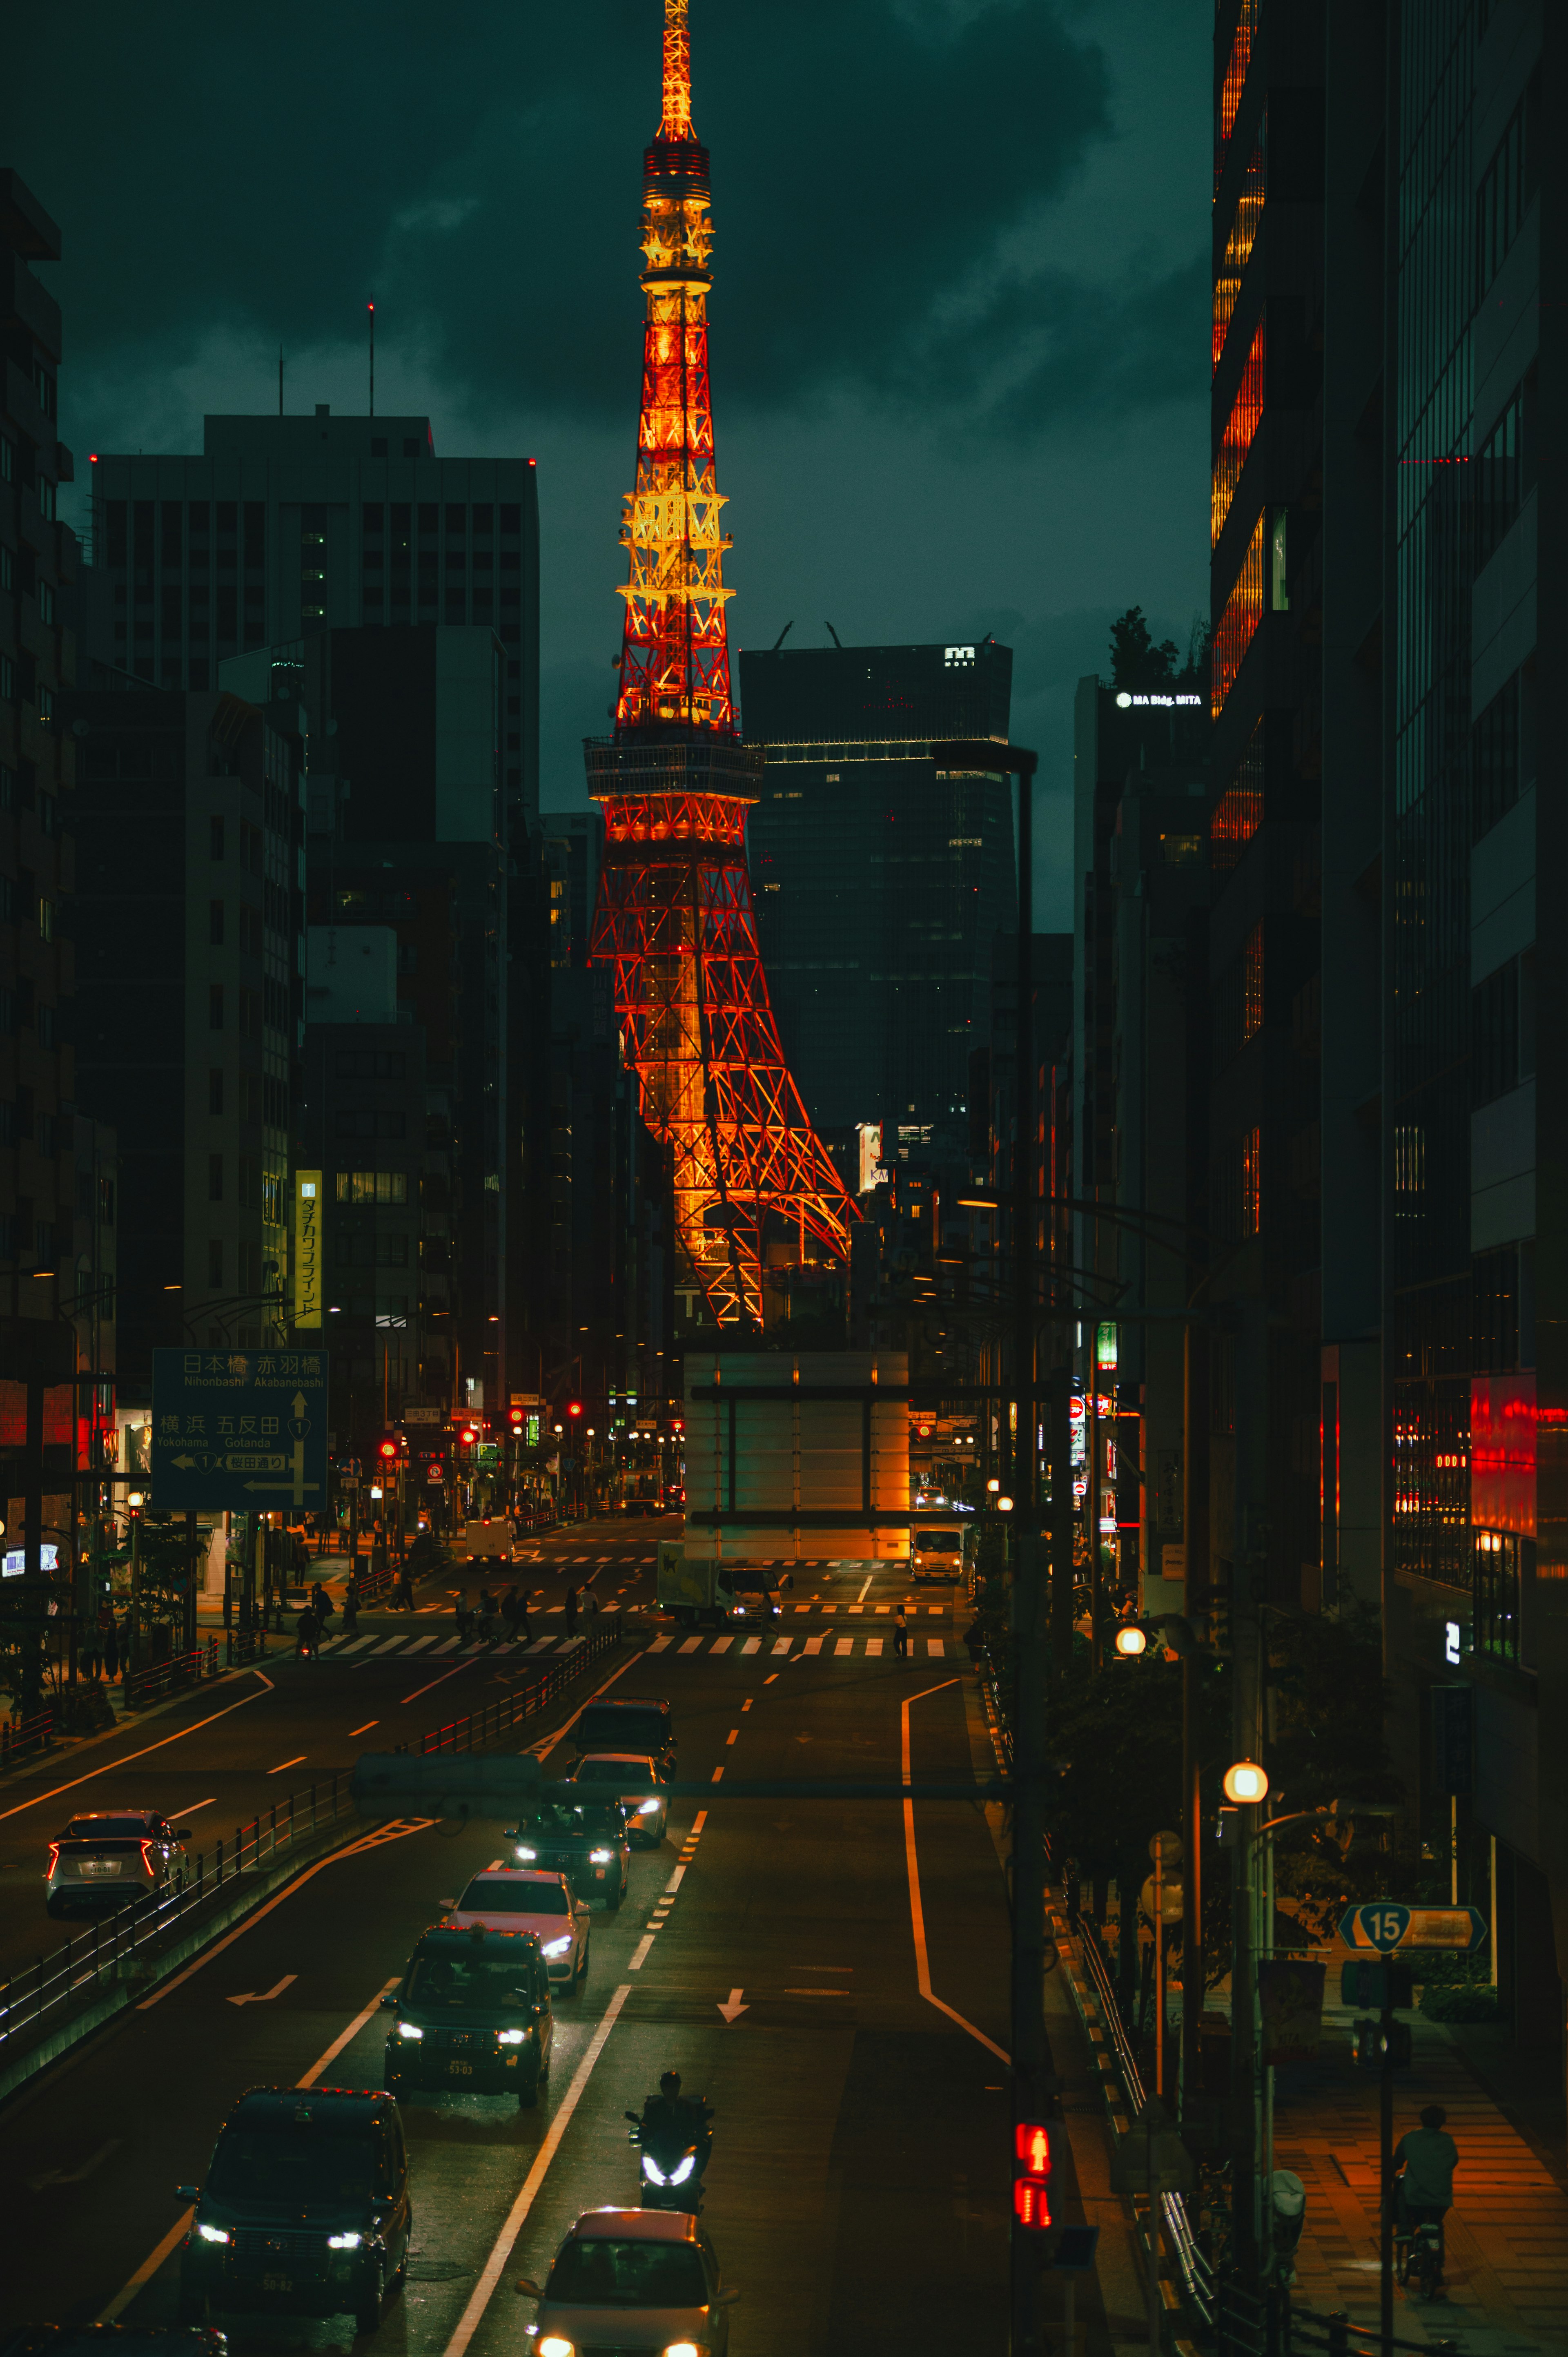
[586,0,857,1331]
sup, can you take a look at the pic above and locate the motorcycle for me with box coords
[625,2106,713,2212]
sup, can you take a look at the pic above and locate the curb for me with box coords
[0,1806,366,2114]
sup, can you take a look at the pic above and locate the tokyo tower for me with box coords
[586,0,857,1330]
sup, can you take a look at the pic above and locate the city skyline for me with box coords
[4,0,1209,923]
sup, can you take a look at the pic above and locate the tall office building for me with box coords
[739,638,1016,1133]
[87,413,540,830]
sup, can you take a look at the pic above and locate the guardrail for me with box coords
[124,1640,221,1711]
[0,1773,354,2063]
[0,1707,55,1768]
[417,1615,623,1757]
[1214,2273,1459,2357]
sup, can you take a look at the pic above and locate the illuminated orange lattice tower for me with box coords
[587,0,856,1328]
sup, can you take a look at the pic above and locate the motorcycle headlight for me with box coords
[590,1847,614,1862]
[496,2028,526,2045]
[539,2339,576,2357]
[542,1936,572,1958]
[514,1845,537,1861]
[396,2021,423,2039]
[327,2232,363,2250]
[637,1800,660,1816]
[641,2153,667,2185]
[662,2343,706,2357]
[670,2153,696,2184]
[196,2223,230,2246]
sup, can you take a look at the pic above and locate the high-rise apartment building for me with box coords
[739,639,1016,1133]
[87,413,539,830]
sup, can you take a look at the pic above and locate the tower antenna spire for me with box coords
[584,0,858,1331]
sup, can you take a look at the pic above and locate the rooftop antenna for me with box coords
[824,622,842,648]
[771,620,793,650]
[368,301,375,417]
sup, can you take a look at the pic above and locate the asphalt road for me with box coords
[0,1596,1047,2353]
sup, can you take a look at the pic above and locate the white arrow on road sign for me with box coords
[227,1975,297,2007]
[172,1454,196,1470]
[717,1987,748,2023]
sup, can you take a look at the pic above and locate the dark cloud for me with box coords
[9,0,1131,432]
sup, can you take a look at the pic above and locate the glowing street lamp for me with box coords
[996,1494,1014,1514]
[1115,1624,1147,1658]
[1223,1759,1269,1804]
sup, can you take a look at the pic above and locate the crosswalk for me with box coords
[311,1626,945,1665]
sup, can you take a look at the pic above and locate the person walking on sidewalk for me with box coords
[1394,2103,1458,2270]
[341,1576,361,1639]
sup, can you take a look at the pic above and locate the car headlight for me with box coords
[637,1800,660,1816]
[539,2339,576,2357]
[327,2232,363,2250]
[541,1936,572,1958]
[196,2223,230,2245]
[496,2028,526,2045]
[589,1847,614,1862]
[396,2021,423,2040]
[514,1845,537,1861]
[662,2343,707,2357]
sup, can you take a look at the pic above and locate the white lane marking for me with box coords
[138,1821,437,2009]
[717,1987,747,2022]
[348,1720,379,1737]
[678,1636,702,1654]
[725,1729,739,1745]
[740,1638,760,1655]
[339,1635,379,1655]
[0,1673,275,1826]
[875,1604,891,1615]
[369,1635,407,1655]
[396,1633,438,1657]
[835,1638,854,1656]
[866,1639,883,1657]
[428,1636,463,1655]
[901,1679,1009,2065]
[526,1635,559,1652]
[399,1658,474,1706]
[929,1638,946,1657]
[692,1811,707,1834]
[227,1974,297,2007]
[27,2138,120,2190]
[822,1603,838,1614]
[664,1864,686,1893]
[804,1637,823,1655]
[857,1574,873,1601]
[628,1936,655,1970]
[710,1764,724,1782]
[440,1985,634,2357]
[268,1754,307,1775]
[298,1974,403,2087]
[709,1635,733,1653]
[180,1797,218,1814]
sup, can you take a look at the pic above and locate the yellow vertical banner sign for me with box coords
[294,1171,322,1329]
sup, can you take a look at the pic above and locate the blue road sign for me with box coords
[1339,1901,1487,1954]
[150,1347,328,1514]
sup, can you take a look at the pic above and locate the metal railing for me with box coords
[0,1707,55,1768]
[1076,1909,1216,2329]
[1216,2274,1459,2357]
[124,1640,221,1711]
[417,1616,624,1757]
[0,1772,354,2063]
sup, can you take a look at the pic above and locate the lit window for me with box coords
[1215,0,1258,193]
[1394,1126,1425,1193]
[1240,1126,1261,1237]
[1212,511,1266,719]
[1214,136,1265,371]
[1212,319,1265,545]
[1211,719,1264,873]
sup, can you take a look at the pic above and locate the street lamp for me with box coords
[996,1494,1014,1514]
[1115,1624,1147,1658]
[1224,1759,1269,1804]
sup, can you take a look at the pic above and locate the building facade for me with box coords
[739,638,1016,1134]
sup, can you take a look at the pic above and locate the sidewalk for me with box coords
[1269,1992,1568,2357]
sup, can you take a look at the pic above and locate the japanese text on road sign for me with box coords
[151,1348,328,1512]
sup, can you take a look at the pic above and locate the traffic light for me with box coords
[567,1400,583,1420]
[1013,2122,1053,2229]
[459,1427,478,1447]
[378,1441,398,1463]
[509,1406,525,1429]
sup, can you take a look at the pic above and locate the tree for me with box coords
[1109,606,1180,691]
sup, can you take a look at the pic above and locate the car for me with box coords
[911,1525,967,1583]
[443,1869,590,1994]
[572,1696,676,1777]
[45,1810,191,1918]
[516,2209,739,2357]
[568,1752,668,1846]
[175,2086,412,2335]
[507,1800,630,1910]
[381,1923,554,2108]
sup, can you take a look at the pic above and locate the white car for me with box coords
[568,1752,668,1846]
[445,1869,590,1994]
[517,2208,739,2357]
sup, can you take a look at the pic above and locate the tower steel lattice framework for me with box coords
[587,0,856,1329]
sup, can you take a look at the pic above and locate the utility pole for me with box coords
[935,737,1044,2355]
[1180,1315,1210,2117]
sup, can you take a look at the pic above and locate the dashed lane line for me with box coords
[0,1672,276,1826]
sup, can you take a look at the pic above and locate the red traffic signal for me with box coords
[566,1400,583,1419]
[1013,2122,1052,2230]
[509,1406,524,1425]
[378,1441,398,1460]
[460,1426,478,1445]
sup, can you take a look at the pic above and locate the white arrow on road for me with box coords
[717,1988,748,2023]
[227,1974,297,2007]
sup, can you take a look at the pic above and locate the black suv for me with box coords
[507,1799,630,1909]
[176,2088,411,2335]
[573,1697,676,1776]
[382,1924,554,2107]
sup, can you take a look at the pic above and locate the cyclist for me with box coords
[1393,2103,1457,2279]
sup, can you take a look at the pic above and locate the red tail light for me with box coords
[47,1843,60,1871]
[140,1840,156,1872]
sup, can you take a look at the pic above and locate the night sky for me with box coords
[7,0,1209,924]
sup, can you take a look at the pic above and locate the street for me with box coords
[0,1541,1069,2352]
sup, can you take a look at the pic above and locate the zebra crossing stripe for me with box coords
[834,1639,853,1657]
[710,1636,733,1653]
[740,1638,761,1655]
[648,1635,672,1653]
[803,1637,823,1655]
[771,1637,791,1656]
[678,1636,702,1654]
